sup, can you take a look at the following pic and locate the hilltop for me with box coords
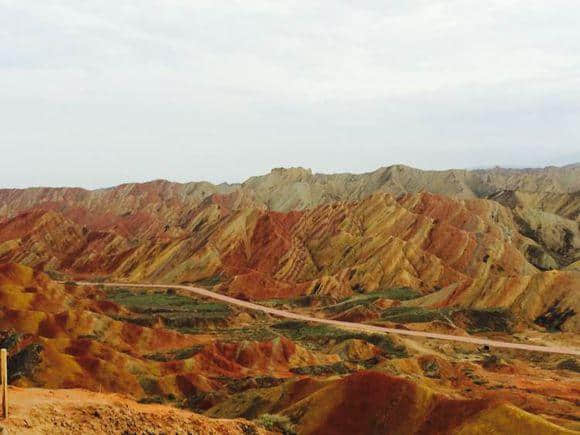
[1,164,579,217]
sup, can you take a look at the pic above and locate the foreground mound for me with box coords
[283,371,576,435]
[0,263,337,400]
[0,386,266,434]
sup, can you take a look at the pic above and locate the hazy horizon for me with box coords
[1,161,578,191]
[2,1,579,188]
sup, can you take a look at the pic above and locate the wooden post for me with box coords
[1,348,7,419]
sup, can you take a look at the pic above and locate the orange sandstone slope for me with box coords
[0,191,542,283]
[210,371,577,435]
[0,191,577,330]
[0,386,267,435]
[1,263,579,434]
[0,263,337,400]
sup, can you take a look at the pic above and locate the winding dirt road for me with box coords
[75,281,580,356]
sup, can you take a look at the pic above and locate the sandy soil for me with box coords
[0,386,266,434]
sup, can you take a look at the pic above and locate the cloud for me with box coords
[0,0,579,187]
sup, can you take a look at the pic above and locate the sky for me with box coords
[1,0,579,188]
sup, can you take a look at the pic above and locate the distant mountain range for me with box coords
[1,164,579,216]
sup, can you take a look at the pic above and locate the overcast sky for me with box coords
[1,1,579,188]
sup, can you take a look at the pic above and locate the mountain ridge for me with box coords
[1,164,579,219]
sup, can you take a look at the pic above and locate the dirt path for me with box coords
[76,281,580,356]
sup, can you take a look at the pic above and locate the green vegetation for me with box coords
[462,367,488,385]
[138,396,165,404]
[380,306,444,323]
[535,304,575,332]
[254,414,296,435]
[377,287,424,300]
[556,358,580,373]
[380,306,512,332]
[216,376,286,393]
[138,376,162,396]
[144,345,205,362]
[7,343,43,383]
[181,390,228,412]
[259,295,328,309]
[325,287,423,314]
[107,288,230,315]
[461,308,513,333]
[421,360,440,378]
[107,288,234,331]
[193,275,223,287]
[44,270,66,281]
[290,361,350,376]
[177,326,278,342]
[272,321,407,357]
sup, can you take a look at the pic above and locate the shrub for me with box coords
[325,287,422,314]
[557,358,580,373]
[272,321,407,357]
[254,414,296,435]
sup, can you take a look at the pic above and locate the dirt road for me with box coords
[75,281,580,356]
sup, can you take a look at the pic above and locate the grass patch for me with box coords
[535,303,575,332]
[216,376,286,393]
[178,326,278,342]
[380,307,512,332]
[138,376,162,396]
[325,287,422,314]
[556,358,580,373]
[272,321,406,357]
[107,288,232,319]
[259,295,329,309]
[461,308,512,333]
[290,362,350,376]
[108,289,230,314]
[144,345,205,362]
[138,396,165,404]
[194,275,223,287]
[380,306,443,323]
[108,288,234,331]
[254,414,296,435]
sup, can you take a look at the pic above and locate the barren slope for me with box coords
[0,386,267,434]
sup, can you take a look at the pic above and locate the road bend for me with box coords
[72,281,580,356]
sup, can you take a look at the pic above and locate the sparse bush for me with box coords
[254,413,296,435]
[290,362,350,376]
[8,343,44,382]
[272,321,407,357]
[138,377,162,396]
[194,275,222,287]
[144,345,204,362]
[138,396,164,404]
[380,307,512,332]
[535,304,575,332]
[325,287,423,314]
[381,306,442,323]
[556,358,580,373]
